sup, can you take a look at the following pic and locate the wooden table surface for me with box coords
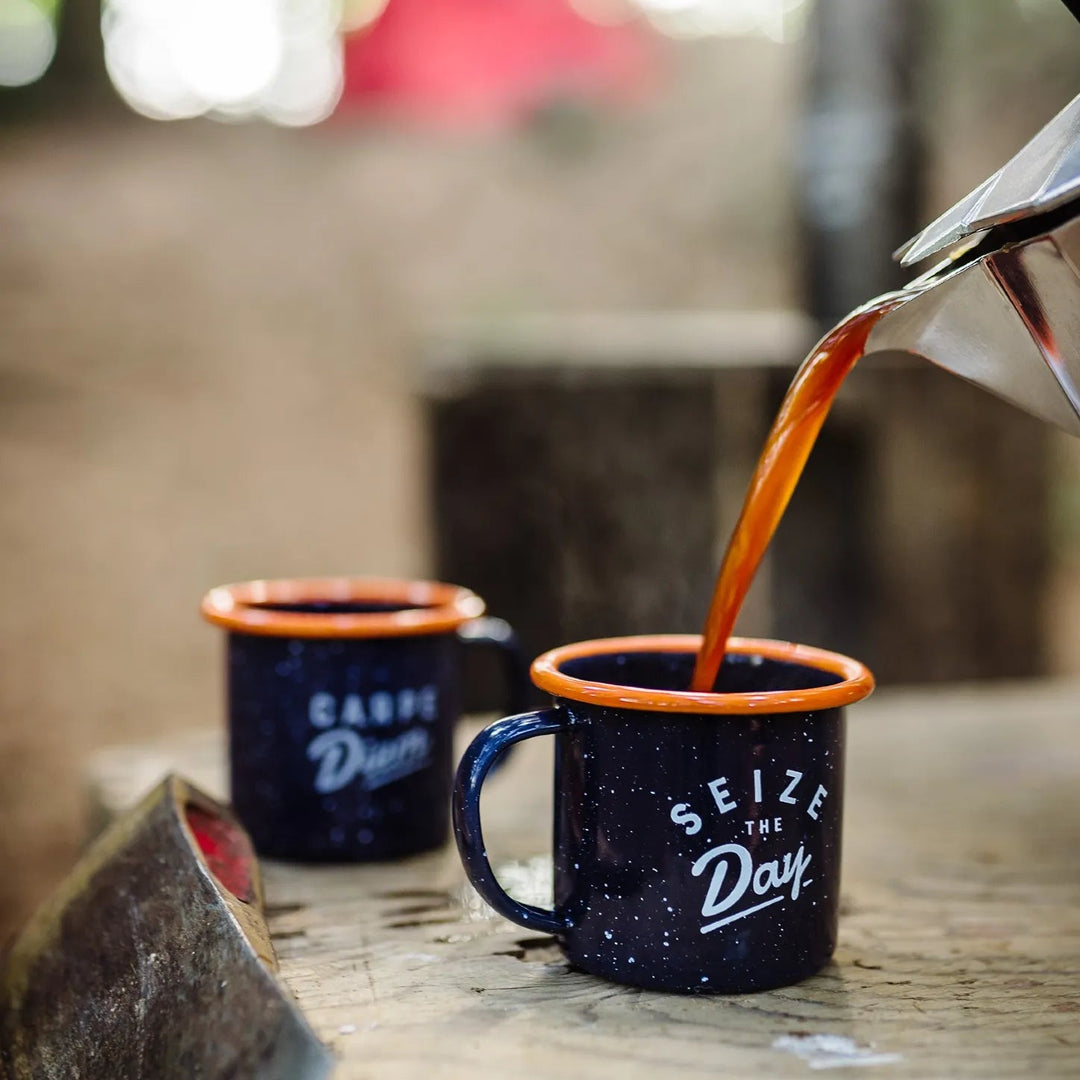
[88,680,1080,1078]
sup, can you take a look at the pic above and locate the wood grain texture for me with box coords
[88,681,1080,1078]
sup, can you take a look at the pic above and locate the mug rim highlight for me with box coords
[200,577,485,638]
[530,634,874,715]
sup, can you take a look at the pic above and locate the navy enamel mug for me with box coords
[453,634,874,994]
[202,577,526,862]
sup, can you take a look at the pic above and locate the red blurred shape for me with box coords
[342,0,658,129]
[185,803,257,904]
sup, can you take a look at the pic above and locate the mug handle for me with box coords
[453,709,568,934]
[457,616,530,715]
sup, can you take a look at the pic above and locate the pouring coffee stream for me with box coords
[692,89,1080,692]
[689,294,904,693]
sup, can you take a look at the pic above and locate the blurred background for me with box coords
[1,0,1078,938]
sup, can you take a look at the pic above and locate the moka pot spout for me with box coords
[862,89,1080,437]
[865,214,1080,437]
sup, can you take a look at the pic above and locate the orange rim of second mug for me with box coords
[530,635,874,715]
[200,578,485,638]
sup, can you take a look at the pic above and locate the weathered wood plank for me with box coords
[88,681,1080,1078]
[424,318,1050,689]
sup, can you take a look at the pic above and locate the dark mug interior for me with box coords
[257,600,433,615]
[557,648,844,696]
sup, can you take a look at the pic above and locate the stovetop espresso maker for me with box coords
[864,89,1080,436]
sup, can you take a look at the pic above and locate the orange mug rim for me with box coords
[530,634,874,715]
[200,577,486,638]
